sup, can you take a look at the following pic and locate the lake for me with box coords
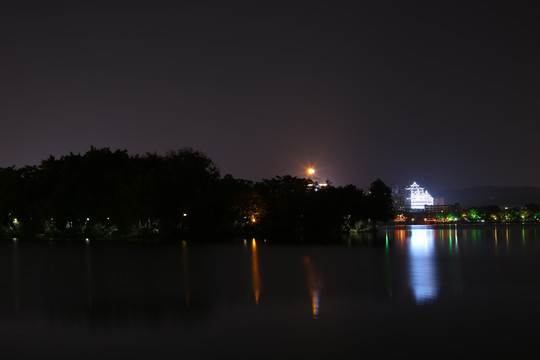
[1,224,540,358]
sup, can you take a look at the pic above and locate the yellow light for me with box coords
[308,168,315,175]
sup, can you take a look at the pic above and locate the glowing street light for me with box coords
[307,168,315,176]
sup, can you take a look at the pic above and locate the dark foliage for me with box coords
[0,147,394,241]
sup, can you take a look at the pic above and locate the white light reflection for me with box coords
[408,226,438,304]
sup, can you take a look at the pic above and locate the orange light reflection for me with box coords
[303,256,321,319]
[251,239,261,304]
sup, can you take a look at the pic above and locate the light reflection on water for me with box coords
[406,226,438,304]
[2,225,540,358]
[251,238,261,304]
[302,256,321,319]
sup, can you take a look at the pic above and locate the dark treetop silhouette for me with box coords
[0,147,394,242]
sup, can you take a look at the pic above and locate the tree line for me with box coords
[0,147,394,241]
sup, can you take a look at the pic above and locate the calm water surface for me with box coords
[1,224,540,358]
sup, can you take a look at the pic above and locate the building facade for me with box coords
[393,181,434,211]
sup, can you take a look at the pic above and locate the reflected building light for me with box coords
[494,228,498,244]
[251,239,262,305]
[393,229,407,248]
[494,228,498,256]
[454,227,458,251]
[384,231,393,297]
[408,227,438,304]
[449,228,453,253]
[303,256,321,319]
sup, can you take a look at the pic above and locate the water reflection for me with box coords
[494,226,498,255]
[385,230,393,297]
[2,226,540,359]
[182,240,190,306]
[85,240,93,308]
[251,239,261,304]
[12,238,20,314]
[302,256,321,319]
[408,226,438,304]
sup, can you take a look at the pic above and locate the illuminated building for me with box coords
[393,182,435,211]
[406,182,434,210]
[392,182,435,211]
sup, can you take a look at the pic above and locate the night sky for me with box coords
[2,0,539,193]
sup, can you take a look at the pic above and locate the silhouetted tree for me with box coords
[368,179,394,224]
[0,147,418,241]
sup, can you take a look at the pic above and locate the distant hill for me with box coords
[437,186,540,208]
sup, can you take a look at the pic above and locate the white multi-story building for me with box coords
[406,182,434,210]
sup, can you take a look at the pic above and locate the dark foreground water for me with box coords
[1,224,540,359]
